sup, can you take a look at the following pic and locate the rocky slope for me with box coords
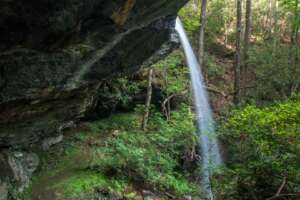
[0,0,187,198]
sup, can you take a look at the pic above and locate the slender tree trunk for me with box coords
[243,0,252,70]
[272,0,279,51]
[242,0,252,96]
[198,0,208,81]
[290,0,299,95]
[266,0,273,37]
[142,68,153,130]
[234,0,242,105]
[224,15,229,45]
[292,0,299,65]
[292,28,299,93]
[163,66,171,121]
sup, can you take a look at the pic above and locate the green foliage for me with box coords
[280,0,300,27]
[97,77,142,111]
[90,105,199,196]
[179,4,200,35]
[206,0,235,38]
[206,53,226,78]
[52,171,129,199]
[23,118,147,200]
[115,78,142,106]
[247,43,300,102]
[153,51,190,96]
[216,97,300,199]
[93,113,140,131]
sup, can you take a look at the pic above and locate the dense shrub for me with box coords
[90,105,200,196]
[215,96,300,199]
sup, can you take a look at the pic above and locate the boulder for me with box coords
[0,151,39,193]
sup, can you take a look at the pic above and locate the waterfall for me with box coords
[175,18,223,199]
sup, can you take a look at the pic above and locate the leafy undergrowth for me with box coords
[90,105,199,197]
[213,95,300,199]
[23,105,201,199]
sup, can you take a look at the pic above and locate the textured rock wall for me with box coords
[0,0,187,148]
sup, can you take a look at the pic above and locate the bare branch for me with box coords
[275,177,287,196]
[267,193,300,200]
[205,85,227,97]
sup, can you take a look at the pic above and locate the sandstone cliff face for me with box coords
[0,0,187,147]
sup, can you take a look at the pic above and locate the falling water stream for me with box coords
[175,18,223,199]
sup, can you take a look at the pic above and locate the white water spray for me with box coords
[175,18,223,199]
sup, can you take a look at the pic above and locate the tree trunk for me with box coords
[142,68,153,130]
[242,0,252,97]
[272,0,279,51]
[234,0,242,105]
[290,0,299,95]
[265,0,273,37]
[198,0,208,81]
[163,66,171,121]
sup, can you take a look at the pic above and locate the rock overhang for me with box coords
[0,0,188,147]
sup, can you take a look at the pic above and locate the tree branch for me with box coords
[161,90,188,120]
[266,194,300,200]
[266,177,294,200]
[275,177,286,196]
[205,85,227,97]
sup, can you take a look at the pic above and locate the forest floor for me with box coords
[23,123,113,200]
[22,111,200,200]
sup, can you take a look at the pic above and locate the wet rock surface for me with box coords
[8,151,39,192]
[0,150,39,198]
[0,181,8,200]
[0,0,187,148]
